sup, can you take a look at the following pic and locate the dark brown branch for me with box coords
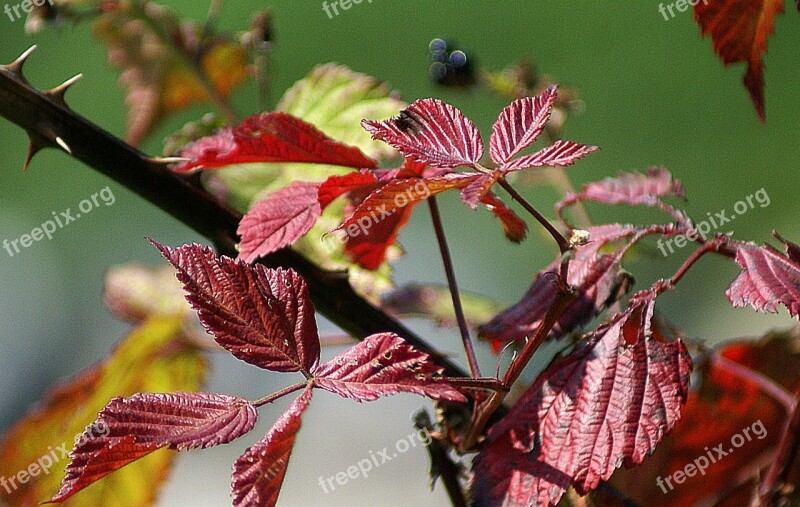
[414,411,467,507]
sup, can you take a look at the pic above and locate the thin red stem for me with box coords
[428,197,482,378]
[498,177,571,254]
[252,382,308,408]
[462,285,574,451]
[668,240,719,286]
[712,354,796,412]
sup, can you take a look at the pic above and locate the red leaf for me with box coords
[343,204,414,270]
[471,292,692,506]
[312,333,467,402]
[237,181,322,263]
[362,98,483,169]
[460,172,500,209]
[174,112,377,172]
[319,164,450,270]
[480,191,528,243]
[694,0,785,121]
[490,85,558,165]
[726,234,800,318]
[317,171,379,209]
[154,242,320,374]
[501,140,598,173]
[611,329,800,506]
[479,224,638,352]
[556,167,685,213]
[232,387,313,507]
[335,173,480,235]
[50,393,257,503]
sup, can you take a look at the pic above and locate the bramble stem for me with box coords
[428,197,482,378]
[668,241,719,286]
[462,284,574,451]
[498,178,571,254]
[252,382,308,407]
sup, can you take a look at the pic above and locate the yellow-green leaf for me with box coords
[0,317,208,507]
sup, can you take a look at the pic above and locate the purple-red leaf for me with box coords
[557,167,685,213]
[237,181,322,263]
[312,333,467,402]
[232,387,313,507]
[490,85,558,165]
[51,393,257,503]
[501,140,599,173]
[174,112,377,172]
[154,242,320,374]
[317,171,379,209]
[362,98,483,169]
[726,234,800,318]
[471,291,692,506]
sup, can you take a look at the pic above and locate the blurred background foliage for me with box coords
[0,1,798,505]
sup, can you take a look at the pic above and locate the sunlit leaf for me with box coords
[174,113,376,173]
[154,242,320,374]
[490,85,558,166]
[726,233,800,319]
[472,289,691,506]
[362,98,484,169]
[237,181,322,263]
[231,388,313,507]
[277,63,407,160]
[50,393,257,503]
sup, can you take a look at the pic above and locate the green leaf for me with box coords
[200,64,409,297]
[276,63,406,161]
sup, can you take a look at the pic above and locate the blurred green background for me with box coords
[0,1,798,505]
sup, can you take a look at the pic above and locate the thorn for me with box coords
[55,136,72,154]
[3,45,37,77]
[147,156,190,166]
[46,74,82,106]
[23,138,46,172]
